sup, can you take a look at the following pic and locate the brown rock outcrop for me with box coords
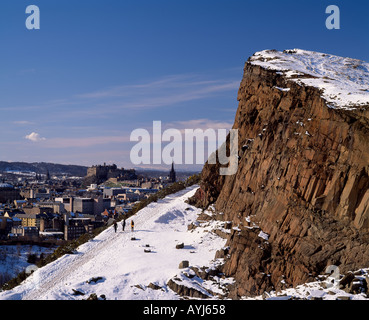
[193,51,369,298]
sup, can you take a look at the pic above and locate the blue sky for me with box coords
[0,0,368,170]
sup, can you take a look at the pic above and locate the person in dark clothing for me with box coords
[122,219,126,231]
[113,221,117,233]
[131,220,134,232]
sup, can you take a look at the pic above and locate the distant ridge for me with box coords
[0,161,88,177]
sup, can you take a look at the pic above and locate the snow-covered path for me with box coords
[0,186,227,300]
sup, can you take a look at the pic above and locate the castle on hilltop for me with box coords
[84,163,137,185]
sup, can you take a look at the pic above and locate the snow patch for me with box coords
[258,231,269,241]
[274,86,290,92]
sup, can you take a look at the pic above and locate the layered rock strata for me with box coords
[191,49,369,298]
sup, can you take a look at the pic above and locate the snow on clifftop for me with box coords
[249,49,369,110]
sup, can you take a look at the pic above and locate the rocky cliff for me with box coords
[191,49,369,298]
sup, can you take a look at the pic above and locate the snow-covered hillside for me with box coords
[0,186,229,300]
[0,245,55,286]
[249,49,369,110]
[1,185,369,301]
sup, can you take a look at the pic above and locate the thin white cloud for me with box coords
[76,74,210,99]
[2,73,240,118]
[25,132,46,142]
[13,120,35,125]
[42,135,131,148]
[75,74,240,111]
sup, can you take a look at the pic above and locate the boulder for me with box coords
[176,243,184,249]
[339,272,355,290]
[349,280,364,294]
[336,296,351,300]
[179,261,189,269]
[167,278,210,299]
[86,293,98,300]
[86,276,104,284]
[148,282,162,290]
[72,289,85,296]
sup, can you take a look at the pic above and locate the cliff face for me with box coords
[193,49,369,298]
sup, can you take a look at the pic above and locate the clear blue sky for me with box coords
[0,0,368,170]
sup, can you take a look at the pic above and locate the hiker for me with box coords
[122,219,126,231]
[113,221,117,233]
[131,220,134,232]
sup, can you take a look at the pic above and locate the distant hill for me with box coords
[0,161,88,177]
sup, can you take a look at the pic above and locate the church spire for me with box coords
[169,162,176,183]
